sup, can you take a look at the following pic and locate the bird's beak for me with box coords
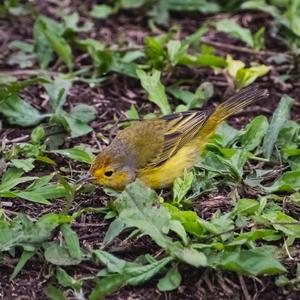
[76,173,95,184]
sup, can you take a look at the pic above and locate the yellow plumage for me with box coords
[90,85,269,190]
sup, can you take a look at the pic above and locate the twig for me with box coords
[0,69,60,77]
[3,135,29,144]
[201,38,286,57]
[238,274,252,300]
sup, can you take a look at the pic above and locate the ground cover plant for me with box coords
[1,0,300,299]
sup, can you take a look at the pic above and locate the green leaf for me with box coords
[60,224,81,261]
[232,198,260,216]
[9,40,34,53]
[11,158,35,172]
[39,19,73,70]
[238,116,269,151]
[0,93,45,127]
[216,19,254,47]
[70,104,97,123]
[121,0,147,8]
[56,268,82,291]
[262,95,294,159]
[157,266,182,291]
[102,218,126,248]
[167,40,187,66]
[173,170,194,204]
[226,55,270,89]
[50,148,93,164]
[211,246,286,275]
[43,75,72,114]
[265,171,300,193]
[44,243,81,266]
[89,274,127,300]
[167,0,220,13]
[263,211,300,237]
[31,125,45,144]
[33,19,54,68]
[136,69,171,115]
[60,114,93,138]
[44,285,66,300]
[253,27,265,50]
[236,65,270,89]
[115,180,171,249]
[114,180,206,267]
[90,4,114,19]
[10,250,35,280]
[0,169,35,192]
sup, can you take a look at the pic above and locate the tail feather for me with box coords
[195,84,269,145]
[214,84,269,120]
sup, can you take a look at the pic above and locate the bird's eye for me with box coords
[104,171,113,177]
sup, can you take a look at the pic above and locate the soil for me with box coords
[1,1,300,299]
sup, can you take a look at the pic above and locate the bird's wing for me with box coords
[145,110,209,168]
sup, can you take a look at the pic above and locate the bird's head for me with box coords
[89,150,136,191]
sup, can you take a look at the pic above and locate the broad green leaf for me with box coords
[263,211,300,237]
[136,69,171,115]
[114,181,206,267]
[157,266,182,291]
[90,4,114,19]
[0,170,36,192]
[44,243,81,266]
[216,19,254,47]
[61,224,81,261]
[44,285,66,300]
[115,180,171,249]
[265,171,300,193]
[232,198,260,216]
[50,148,93,164]
[226,55,270,88]
[0,93,45,126]
[236,65,270,89]
[70,104,97,123]
[263,95,294,159]
[211,246,286,275]
[61,114,93,138]
[56,268,82,291]
[238,116,269,151]
[11,158,35,172]
[89,274,127,300]
[163,203,203,238]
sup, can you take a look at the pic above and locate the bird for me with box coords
[89,84,269,190]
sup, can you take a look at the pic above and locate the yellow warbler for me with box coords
[90,85,268,190]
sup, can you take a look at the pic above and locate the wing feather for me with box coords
[145,110,209,168]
